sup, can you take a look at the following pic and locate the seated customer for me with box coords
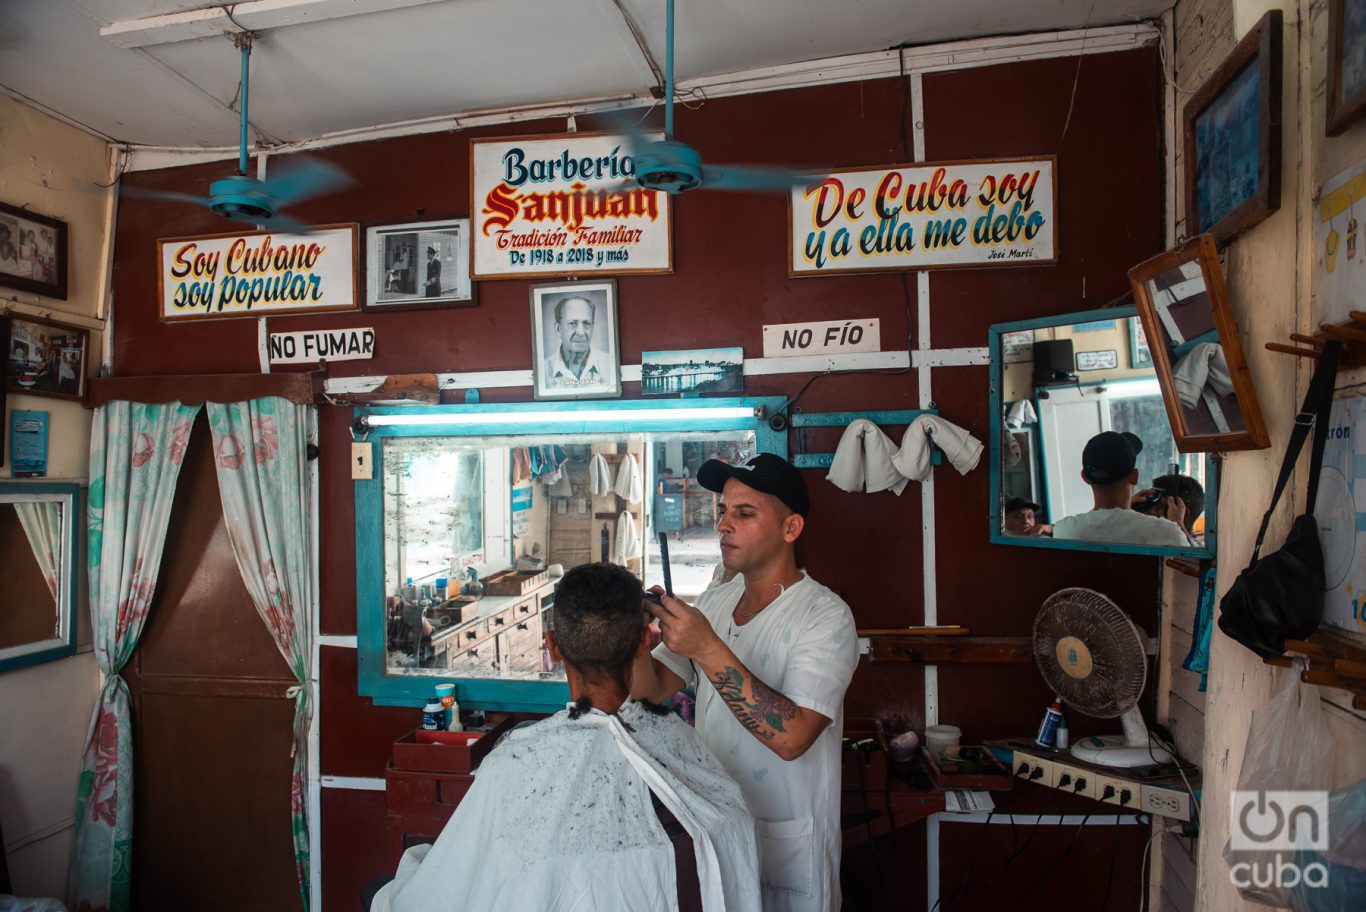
[371,562,760,912]
[1052,432,1191,547]
[1134,473,1205,538]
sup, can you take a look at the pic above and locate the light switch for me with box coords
[351,441,373,479]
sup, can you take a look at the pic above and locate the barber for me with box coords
[633,453,858,912]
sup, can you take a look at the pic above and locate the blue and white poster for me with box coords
[9,409,48,477]
[1316,395,1366,637]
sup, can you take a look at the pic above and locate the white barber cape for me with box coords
[373,700,760,912]
[654,574,859,912]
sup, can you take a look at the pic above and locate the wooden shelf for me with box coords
[864,635,1031,664]
[1265,628,1366,709]
[1265,311,1366,368]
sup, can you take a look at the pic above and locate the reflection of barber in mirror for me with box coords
[370,562,761,912]
[1052,432,1191,547]
[1133,473,1205,539]
[1003,497,1052,537]
[632,453,857,912]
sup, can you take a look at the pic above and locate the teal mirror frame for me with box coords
[0,481,82,674]
[354,396,788,711]
[988,307,1218,560]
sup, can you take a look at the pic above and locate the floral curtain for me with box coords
[15,500,61,599]
[70,401,201,912]
[206,398,316,910]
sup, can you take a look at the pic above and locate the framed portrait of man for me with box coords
[530,280,620,400]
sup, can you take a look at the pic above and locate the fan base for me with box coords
[1070,735,1173,769]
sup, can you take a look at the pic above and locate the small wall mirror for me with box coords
[356,397,785,710]
[989,308,1217,558]
[0,482,80,673]
[1129,234,1269,452]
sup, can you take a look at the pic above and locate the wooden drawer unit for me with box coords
[448,640,497,675]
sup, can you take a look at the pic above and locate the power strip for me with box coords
[1004,744,1198,821]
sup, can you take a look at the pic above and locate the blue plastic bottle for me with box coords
[1035,697,1064,747]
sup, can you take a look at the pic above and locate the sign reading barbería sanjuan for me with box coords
[788,157,1057,276]
[157,224,358,321]
[471,133,673,279]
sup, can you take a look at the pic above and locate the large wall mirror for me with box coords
[1129,234,1269,452]
[988,308,1217,559]
[355,397,785,710]
[0,482,81,673]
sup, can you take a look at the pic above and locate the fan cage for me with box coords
[1032,587,1147,719]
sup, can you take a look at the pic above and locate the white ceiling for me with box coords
[0,0,1171,150]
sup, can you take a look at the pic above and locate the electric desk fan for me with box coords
[1032,587,1172,768]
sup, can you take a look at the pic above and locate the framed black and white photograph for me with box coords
[641,346,743,396]
[364,218,472,310]
[0,202,68,300]
[5,313,87,401]
[530,280,620,400]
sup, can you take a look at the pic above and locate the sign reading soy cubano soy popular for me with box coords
[471,133,672,279]
[158,225,358,321]
[788,157,1057,275]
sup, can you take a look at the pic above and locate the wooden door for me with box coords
[125,415,301,911]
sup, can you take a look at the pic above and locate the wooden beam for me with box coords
[866,636,1031,664]
[87,371,322,407]
[100,0,436,48]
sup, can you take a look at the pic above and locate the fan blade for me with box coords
[700,163,813,193]
[119,186,213,207]
[258,155,354,207]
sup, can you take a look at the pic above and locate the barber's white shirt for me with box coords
[1052,507,1191,546]
[654,574,859,912]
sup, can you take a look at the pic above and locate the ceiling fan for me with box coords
[125,31,353,232]
[625,0,809,194]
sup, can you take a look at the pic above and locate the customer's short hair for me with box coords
[1154,474,1205,523]
[552,562,645,680]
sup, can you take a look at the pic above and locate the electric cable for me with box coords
[1097,805,1123,911]
[1012,793,1105,911]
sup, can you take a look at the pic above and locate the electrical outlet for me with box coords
[1095,774,1137,809]
[1140,784,1192,821]
[1029,756,1056,788]
[1054,763,1097,799]
[351,441,373,480]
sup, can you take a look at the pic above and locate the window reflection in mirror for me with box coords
[997,317,1207,550]
[0,485,77,673]
[382,430,755,680]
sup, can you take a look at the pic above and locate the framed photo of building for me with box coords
[5,313,88,401]
[1183,10,1282,245]
[1328,0,1366,135]
[364,218,473,310]
[0,202,68,300]
[529,280,620,400]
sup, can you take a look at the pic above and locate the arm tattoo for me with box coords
[709,665,799,742]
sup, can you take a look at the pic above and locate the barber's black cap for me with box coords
[696,452,809,518]
[1004,497,1041,514]
[1081,431,1143,484]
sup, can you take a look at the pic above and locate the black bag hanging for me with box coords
[1217,341,1341,659]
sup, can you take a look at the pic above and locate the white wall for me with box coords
[1161,1,1366,910]
[0,93,115,900]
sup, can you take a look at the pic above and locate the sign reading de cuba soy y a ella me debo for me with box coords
[158,225,358,321]
[471,133,672,279]
[789,157,1057,275]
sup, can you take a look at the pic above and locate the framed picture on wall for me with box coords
[529,280,620,400]
[363,218,474,310]
[1328,0,1366,135]
[0,314,7,467]
[1129,316,1153,369]
[5,313,88,401]
[1183,10,1282,245]
[0,202,68,300]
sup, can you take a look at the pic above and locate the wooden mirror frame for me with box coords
[1128,234,1270,454]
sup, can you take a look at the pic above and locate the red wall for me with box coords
[112,47,1164,911]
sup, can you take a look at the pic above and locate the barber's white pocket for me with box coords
[756,815,815,898]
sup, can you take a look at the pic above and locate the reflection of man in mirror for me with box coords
[1052,432,1191,547]
[543,294,611,388]
[1135,474,1205,538]
[370,562,760,912]
[1003,497,1051,537]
